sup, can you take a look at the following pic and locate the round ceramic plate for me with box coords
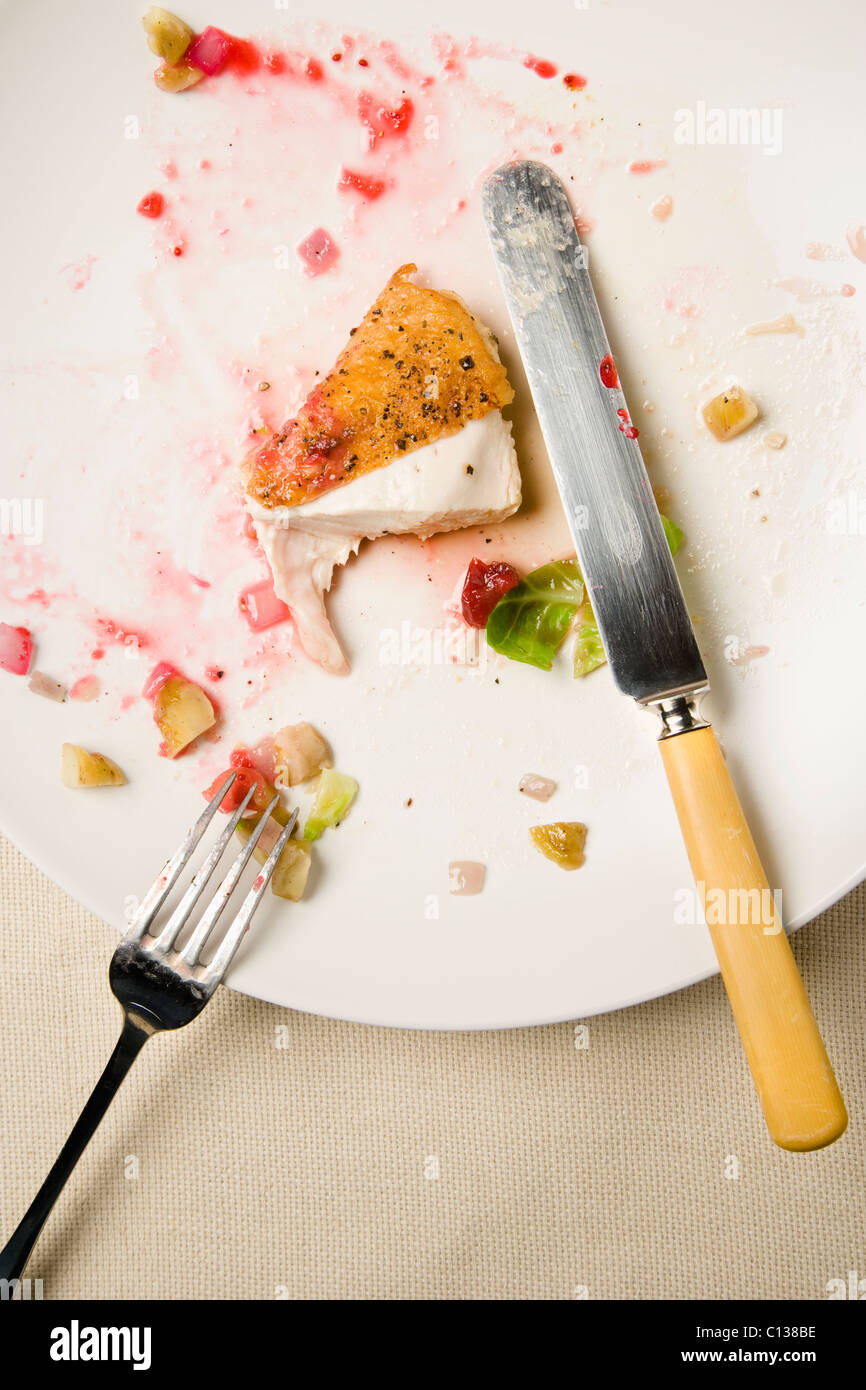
[1,0,865,1027]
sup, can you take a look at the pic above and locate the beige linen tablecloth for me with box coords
[1,834,862,1301]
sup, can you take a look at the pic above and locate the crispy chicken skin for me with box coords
[244,263,514,510]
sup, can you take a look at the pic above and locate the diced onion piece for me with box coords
[273,722,331,786]
[61,743,127,788]
[142,7,194,64]
[0,622,33,675]
[518,773,556,802]
[154,60,205,92]
[238,580,291,631]
[701,385,758,442]
[530,822,587,870]
[186,25,233,75]
[29,671,66,702]
[448,861,485,896]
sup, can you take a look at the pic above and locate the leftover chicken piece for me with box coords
[273,722,332,786]
[530,822,587,870]
[244,264,521,673]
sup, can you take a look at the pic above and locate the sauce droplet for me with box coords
[600,354,619,388]
[523,54,558,79]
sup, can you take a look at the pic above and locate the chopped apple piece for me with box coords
[529,821,587,870]
[701,385,758,441]
[61,743,127,788]
[154,676,215,757]
[273,722,332,786]
[142,7,194,65]
[236,819,312,901]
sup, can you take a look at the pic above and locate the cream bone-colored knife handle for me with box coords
[656,705,847,1151]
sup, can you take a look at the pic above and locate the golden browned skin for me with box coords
[245,264,514,510]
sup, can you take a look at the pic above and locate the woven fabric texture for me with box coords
[0,835,862,1301]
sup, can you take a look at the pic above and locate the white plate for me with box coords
[1,0,865,1027]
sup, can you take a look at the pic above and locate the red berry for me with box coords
[461,558,520,628]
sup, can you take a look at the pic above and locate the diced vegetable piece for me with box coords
[303,769,358,841]
[61,743,127,788]
[153,675,215,757]
[297,228,340,278]
[236,820,312,901]
[154,60,204,92]
[518,774,556,802]
[238,580,291,631]
[701,385,758,441]
[530,822,587,870]
[460,558,520,628]
[186,25,233,75]
[142,6,194,65]
[573,514,683,679]
[203,765,278,815]
[0,622,33,675]
[448,861,485,895]
[273,722,331,786]
[486,560,583,670]
[29,671,66,702]
[142,661,176,699]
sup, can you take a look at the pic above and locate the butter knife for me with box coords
[483,159,846,1151]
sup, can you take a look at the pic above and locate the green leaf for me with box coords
[572,606,606,678]
[485,559,584,670]
[573,513,684,679]
[661,513,683,557]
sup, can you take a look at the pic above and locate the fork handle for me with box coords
[0,1014,150,1281]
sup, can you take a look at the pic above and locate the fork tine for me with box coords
[205,810,300,982]
[125,773,237,942]
[150,781,261,954]
[178,794,288,967]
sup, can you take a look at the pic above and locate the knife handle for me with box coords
[659,724,847,1152]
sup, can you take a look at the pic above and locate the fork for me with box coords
[0,773,297,1281]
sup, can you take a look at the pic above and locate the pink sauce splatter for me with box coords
[69,675,100,702]
[137,191,165,219]
[61,255,97,292]
[599,354,619,388]
[523,55,558,79]
[616,407,639,440]
[628,159,667,174]
[338,167,387,200]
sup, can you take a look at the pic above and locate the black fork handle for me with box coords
[0,1014,150,1282]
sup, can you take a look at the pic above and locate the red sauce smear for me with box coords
[628,160,667,174]
[137,192,165,219]
[599,354,619,389]
[524,55,558,79]
[338,167,387,200]
[563,73,587,91]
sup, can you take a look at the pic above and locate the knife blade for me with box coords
[482,158,705,705]
[483,159,847,1153]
